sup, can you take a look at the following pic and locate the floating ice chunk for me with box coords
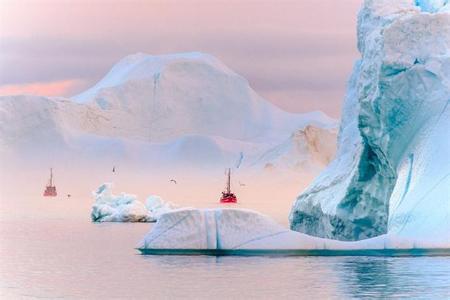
[139,208,289,249]
[91,183,152,222]
[138,208,450,252]
[145,195,179,220]
[91,183,177,222]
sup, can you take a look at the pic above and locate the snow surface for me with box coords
[139,208,449,251]
[290,0,450,241]
[0,52,337,173]
[91,183,177,222]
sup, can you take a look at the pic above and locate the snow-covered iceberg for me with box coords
[0,52,337,175]
[138,208,449,254]
[91,183,177,222]
[290,0,450,241]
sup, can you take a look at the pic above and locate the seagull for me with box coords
[169,179,177,184]
[239,181,246,187]
[67,194,71,198]
[112,166,115,173]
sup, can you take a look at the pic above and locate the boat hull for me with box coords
[43,186,57,197]
[220,193,237,203]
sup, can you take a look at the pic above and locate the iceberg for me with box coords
[139,208,291,250]
[145,195,179,220]
[253,125,337,173]
[91,183,177,222]
[0,52,337,175]
[290,0,450,241]
[138,208,449,254]
[138,1,449,254]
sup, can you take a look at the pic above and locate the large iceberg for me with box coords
[0,52,337,174]
[91,183,178,222]
[290,0,450,241]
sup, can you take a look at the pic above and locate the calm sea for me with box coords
[1,217,449,299]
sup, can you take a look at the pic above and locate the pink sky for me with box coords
[0,0,362,117]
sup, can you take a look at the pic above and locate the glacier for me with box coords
[290,0,450,241]
[91,183,178,222]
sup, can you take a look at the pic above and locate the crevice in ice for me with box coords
[400,154,414,204]
[382,65,408,77]
[438,99,450,120]
[215,210,221,249]
[230,230,289,249]
[392,153,414,217]
[152,72,160,99]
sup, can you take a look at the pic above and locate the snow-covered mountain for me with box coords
[0,52,337,172]
[290,0,450,242]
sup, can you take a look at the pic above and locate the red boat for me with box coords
[43,168,57,197]
[220,168,237,204]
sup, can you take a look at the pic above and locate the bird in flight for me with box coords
[169,179,177,184]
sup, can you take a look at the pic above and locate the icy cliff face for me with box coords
[290,0,450,241]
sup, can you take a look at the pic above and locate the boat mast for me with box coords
[227,168,231,194]
[49,168,53,187]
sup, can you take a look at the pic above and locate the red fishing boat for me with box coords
[220,168,237,204]
[43,168,57,197]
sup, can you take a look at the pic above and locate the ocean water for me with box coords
[1,218,449,299]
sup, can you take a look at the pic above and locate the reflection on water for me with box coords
[337,256,450,298]
[1,219,449,299]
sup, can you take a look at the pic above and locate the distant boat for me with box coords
[43,168,57,197]
[220,168,237,204]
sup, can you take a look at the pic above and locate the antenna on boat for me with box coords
[226,168,231,194]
